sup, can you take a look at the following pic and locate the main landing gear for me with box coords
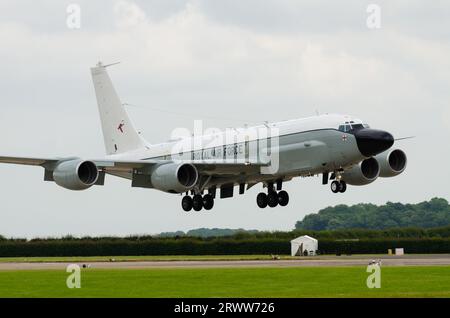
[331,180,347,193]
[182,193,214,212]
[256,189,289,209]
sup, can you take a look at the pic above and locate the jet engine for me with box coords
[151,163,198,193]
[375,149,407,177]
[53,159,99,190]
[342,158,380,186]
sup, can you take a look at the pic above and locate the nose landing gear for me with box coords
[331,180,347,193]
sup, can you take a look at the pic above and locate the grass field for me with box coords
[0,266,449,298]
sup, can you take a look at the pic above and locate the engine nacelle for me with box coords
[342,158,380,186]
[53,159,99,190]
[375,149,407,177]
[151,163,198,193]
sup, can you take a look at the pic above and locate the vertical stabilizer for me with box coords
[91,62,146,155]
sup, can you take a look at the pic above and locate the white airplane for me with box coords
[0,62,407,211]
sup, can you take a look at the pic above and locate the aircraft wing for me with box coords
[0,156,61,166]
[0,156,266,176]
[0,156,160,173]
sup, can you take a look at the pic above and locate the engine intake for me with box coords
[375,149,407,177]
[342,158,380,186]
[53,159,99,190]
[151,163,198,193]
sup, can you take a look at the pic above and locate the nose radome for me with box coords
[354,129,394,157]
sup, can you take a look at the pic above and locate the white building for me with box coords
[290,235,318,256]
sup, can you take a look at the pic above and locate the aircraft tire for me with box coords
[331,181,340,193]
[339,181,347,193]
[182,196,193,212]
[203,194,214,210]
[257,193,268,209]
[267,191,279,208]
[192,194,203,211]
[278,190,289,207]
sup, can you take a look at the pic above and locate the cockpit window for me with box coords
[338,122,369,133]
[338,124,351,133]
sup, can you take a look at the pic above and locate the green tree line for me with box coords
[296,198,450,231]
[0,237,450,257]
[1,225,450,257]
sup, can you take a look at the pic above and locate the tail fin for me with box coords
[91,62,147,155]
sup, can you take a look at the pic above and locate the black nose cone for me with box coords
[354,129,394,157]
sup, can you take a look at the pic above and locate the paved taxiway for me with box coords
[1,255,450,270]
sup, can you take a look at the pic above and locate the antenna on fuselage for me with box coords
[98,61,121,68]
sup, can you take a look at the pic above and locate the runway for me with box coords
[1,254,450,270]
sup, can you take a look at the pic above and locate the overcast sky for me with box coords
[0,0,449,238]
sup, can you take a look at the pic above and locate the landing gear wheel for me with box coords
[257,193,268,209]
[331,181,340,194]
[203,194,214,210]
[278,190,289,207]
[339,181,347,193]
[267,192,279,208]
[181,196,193,212]
[192,194,203,211]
